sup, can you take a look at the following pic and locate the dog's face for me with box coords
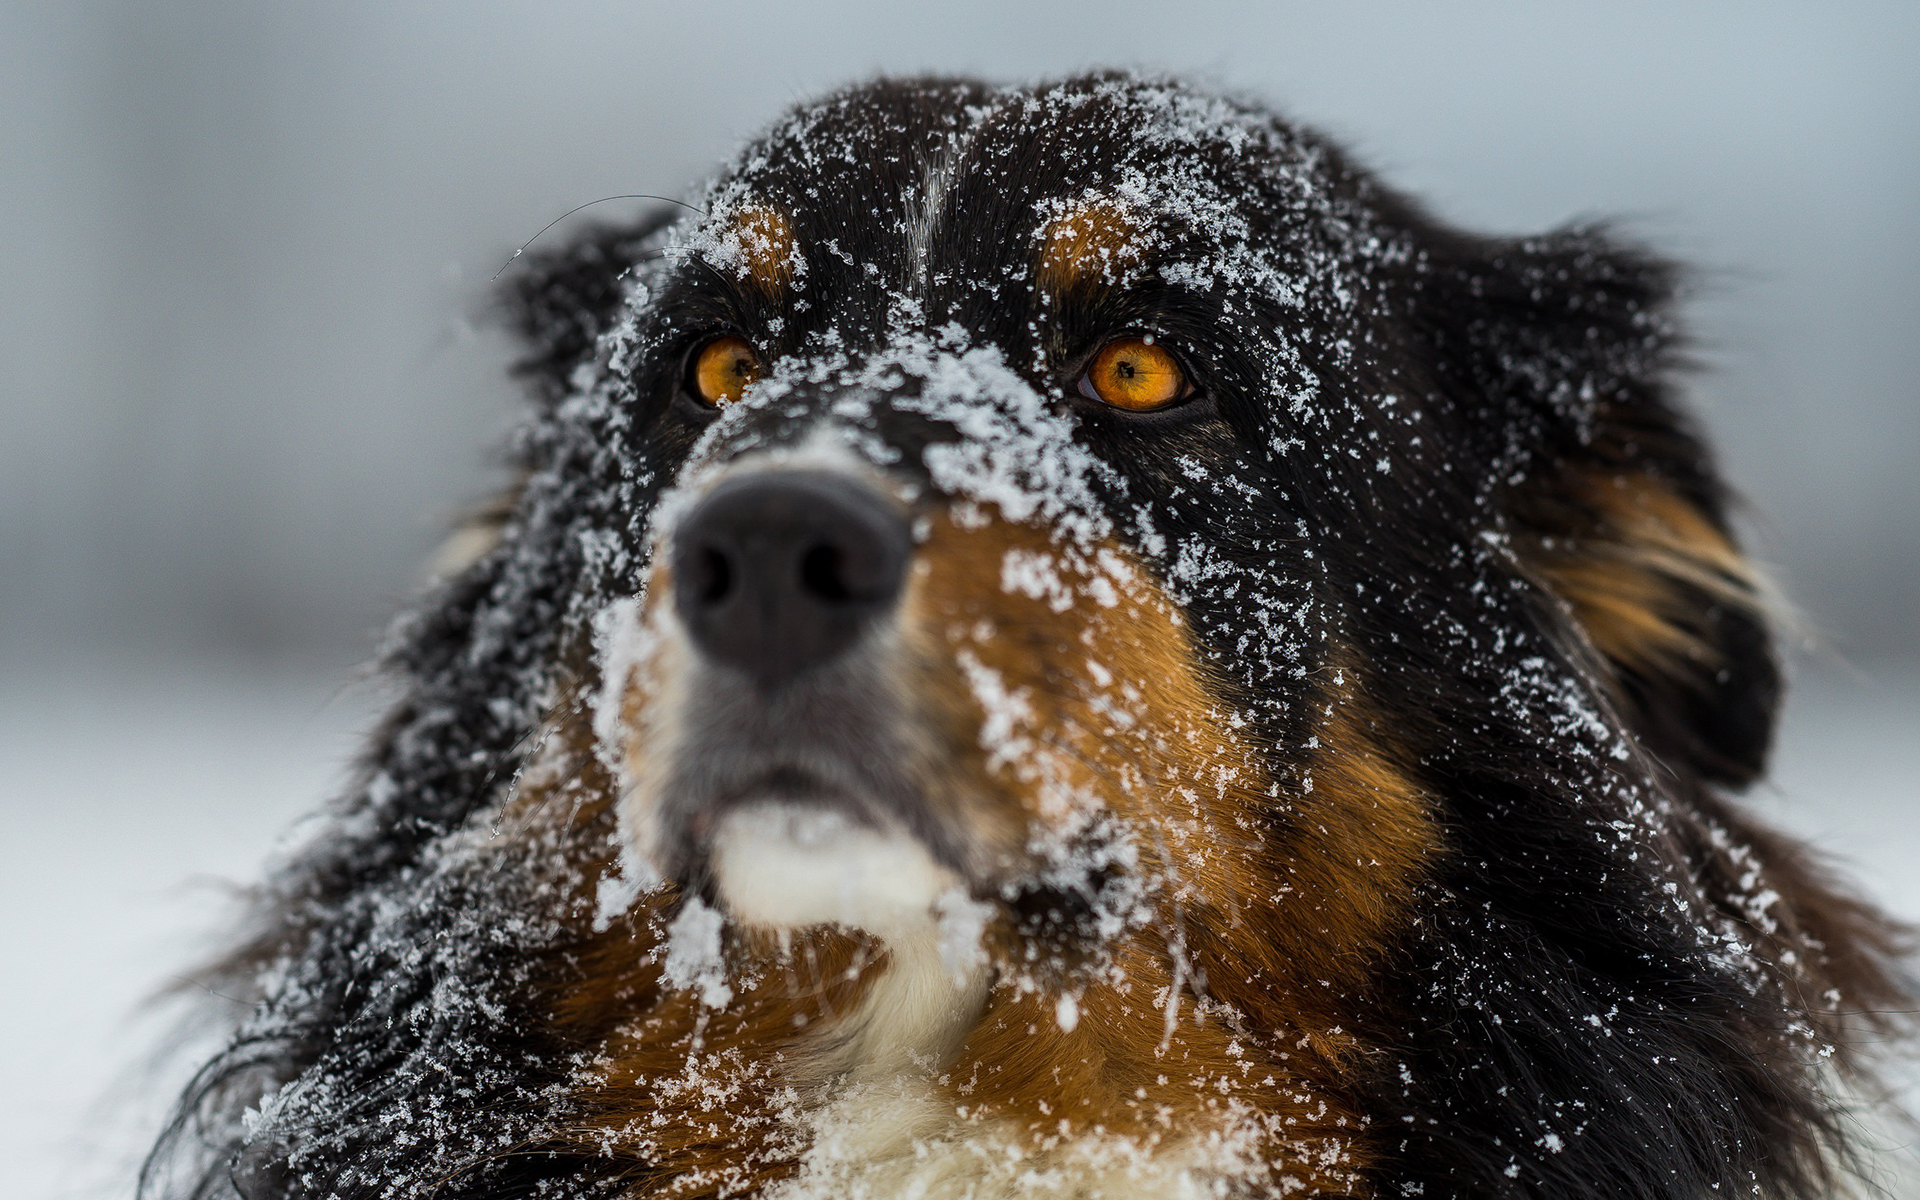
[547,75,1827,1191]
[156,75,1912,1200]
[601,80,1444,986]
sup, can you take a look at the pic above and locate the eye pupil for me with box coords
[691,335,761,407]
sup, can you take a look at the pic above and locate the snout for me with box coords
[671,470,911,687]
[618,463,1162,940]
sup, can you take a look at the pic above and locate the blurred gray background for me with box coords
[5,1,1918,665]
[2,3,1916,1195]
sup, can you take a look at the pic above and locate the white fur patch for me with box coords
[710,803,957,934]
[711,803,995,1077]
[817,915,992,1082]
[768,1080,1273,1200]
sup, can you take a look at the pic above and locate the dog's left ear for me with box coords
[420,212,677,585]
[497,210,677,409]
[1426,227,1781,787]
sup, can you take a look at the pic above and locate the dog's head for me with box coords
[156,74,1911,1200]
[556,75,1777,982]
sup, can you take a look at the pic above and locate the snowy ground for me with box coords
[0,659,381,1199]
[2,657,1915,1197]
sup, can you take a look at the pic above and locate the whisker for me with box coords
[493,193,708,280]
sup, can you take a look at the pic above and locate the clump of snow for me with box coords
[661,896,733,1009]
[953,648,1038,777]
[681,197,810,291]
[902,336,1115,548]
[933,887,994,983]
[591,835,661,933]
[590,594,656,774]
[1054,991,1081,1033]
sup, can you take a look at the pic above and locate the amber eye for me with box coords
[1078,337,1189,411]
[689,334,761,407]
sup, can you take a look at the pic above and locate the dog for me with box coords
[147,74,1914,1200]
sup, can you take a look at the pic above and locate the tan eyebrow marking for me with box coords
[711,204,800,297]
[1036,198,1149,298]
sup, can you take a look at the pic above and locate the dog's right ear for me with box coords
[1417,225,1782,790]
[496,211,676,409]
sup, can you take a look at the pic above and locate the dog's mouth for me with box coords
[698,795,965,935]
[635,612,1009,933]
[666,753,969,927]
[665,755,1132,952]
[683,766,860,846]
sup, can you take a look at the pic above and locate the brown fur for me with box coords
[1522,470,1757,683]
[1036,199,1149,300]
[718,206,800,297]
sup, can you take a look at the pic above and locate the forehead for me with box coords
[682,77,1340,334]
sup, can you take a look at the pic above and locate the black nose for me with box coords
[671,471,912,687]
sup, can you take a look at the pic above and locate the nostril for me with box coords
[799,544,850,602]
[692,548,734,606]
